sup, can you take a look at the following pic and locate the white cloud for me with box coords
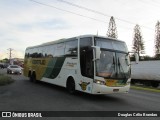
[0,0,160,59]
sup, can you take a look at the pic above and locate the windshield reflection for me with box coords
[96,51,116,78]
[117,53,131,79]
[96,50,130,79]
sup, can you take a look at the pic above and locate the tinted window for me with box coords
[37,47,43,58]
[25,48,32,58]
[65,40,78,56]
[55,43,65,57]
[96,39,113,49]
[45,45,55,57]
[32,48,39,58]
[25,49,29,58]
[95,37,128,52]
[80,37,93,78]
[42,47,47,57]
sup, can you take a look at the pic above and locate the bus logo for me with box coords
[79,82,90,91]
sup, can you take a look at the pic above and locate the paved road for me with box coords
[0,69,160,119]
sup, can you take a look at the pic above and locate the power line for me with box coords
[57,0,135,24]
[28,0,136,31]
[28,0,157,44]
[57,0,153,30]
[29,0,153,31]
[29,0,138,32]
[29,0,108,24]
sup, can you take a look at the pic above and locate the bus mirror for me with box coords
[92,46,101,60]
[129,52,139,65]
[135,53,139,64]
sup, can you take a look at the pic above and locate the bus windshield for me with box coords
[95,37,131,80]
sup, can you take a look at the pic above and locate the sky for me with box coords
[0,0,160,59]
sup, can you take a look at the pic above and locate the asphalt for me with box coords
[0,69,160,120]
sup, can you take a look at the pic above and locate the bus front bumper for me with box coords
[92,83,130,94]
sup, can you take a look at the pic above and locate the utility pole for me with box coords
[7,48,13,64]
[107,16,118,39]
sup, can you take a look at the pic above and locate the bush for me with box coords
[0,74,14,86]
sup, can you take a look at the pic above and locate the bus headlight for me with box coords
[93,80,105,85]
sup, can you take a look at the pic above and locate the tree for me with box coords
[132,24,145,60]
[3,58,9,63]
[107,16,118,39]
[154,21,160,59]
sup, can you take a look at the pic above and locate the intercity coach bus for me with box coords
[24,35,138,94]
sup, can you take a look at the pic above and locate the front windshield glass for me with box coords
[95,37,128,52]
[96,51,117,78]
[116,53,130,79]
[96,50,130,79]
[95,37,131,80]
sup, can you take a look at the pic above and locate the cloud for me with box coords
[0,0,159,59]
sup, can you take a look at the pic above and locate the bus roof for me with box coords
[26,34,125,50]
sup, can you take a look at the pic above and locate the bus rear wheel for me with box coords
[67,78,75,94]
[32,72,37,83]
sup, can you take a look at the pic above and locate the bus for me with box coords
[24,35,138,94]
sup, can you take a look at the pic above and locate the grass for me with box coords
[0,74,14,86]
[131,85,160,93]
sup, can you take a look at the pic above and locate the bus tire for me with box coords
[32,72,37,83]
[28,71,33,82]
[66,77,75,94]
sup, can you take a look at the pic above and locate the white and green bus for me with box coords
[24,35,136,94]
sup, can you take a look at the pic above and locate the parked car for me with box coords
[7,65,22,74]
[0,63,9,68]
[0,63,4,69]
[3,63,9,68]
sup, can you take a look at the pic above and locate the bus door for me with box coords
[79,37,94,93]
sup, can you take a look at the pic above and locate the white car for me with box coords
[7,65,22,74]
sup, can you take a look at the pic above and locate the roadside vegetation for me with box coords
[131,85,160,93]
[0,74,14,86]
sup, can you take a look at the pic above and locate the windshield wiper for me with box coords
[113,56,116,70]
[118,57,127,80]
[108,56,117,78]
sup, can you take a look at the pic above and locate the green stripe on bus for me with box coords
[43,58,57,78]
[43,57,66,79]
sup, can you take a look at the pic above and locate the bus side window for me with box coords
[55,43,65,57]
[80,37,93,78]
[25,49,29,58]
[65,40,78,57]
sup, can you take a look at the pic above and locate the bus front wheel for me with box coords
[67,78,75,94]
